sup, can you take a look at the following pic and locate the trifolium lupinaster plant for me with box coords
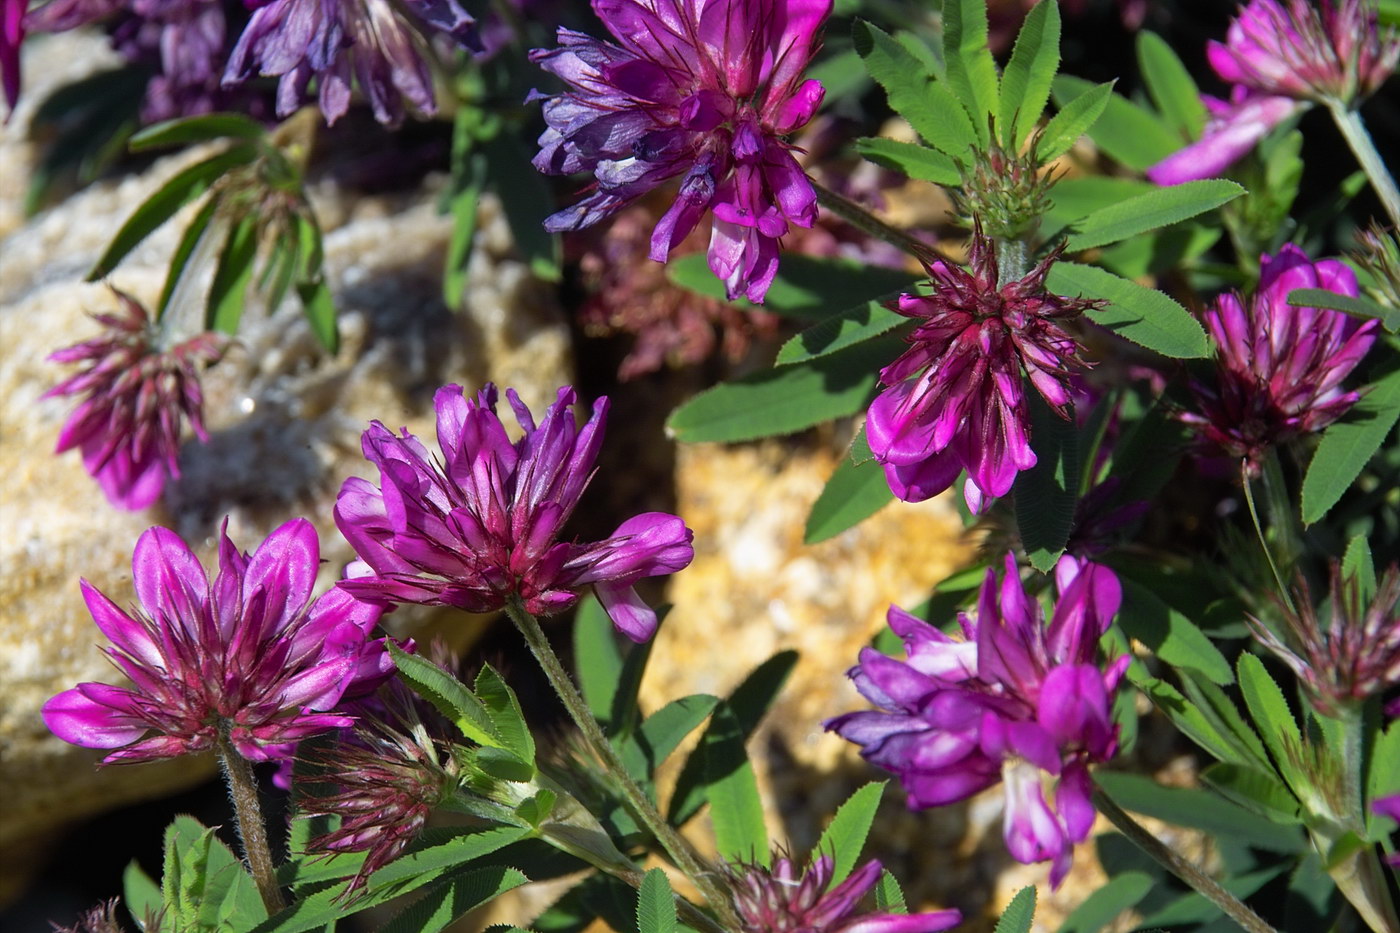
[10,0,1400,931]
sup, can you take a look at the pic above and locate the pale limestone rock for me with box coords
[0,114,571,877]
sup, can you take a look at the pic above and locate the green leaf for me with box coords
[1176,672,1271,770]
[666,336,900,443]
[484,133,561,282]
[1301,366,1400,523]
[1094,771,1305,853]
[994,885,1036,933]
[475,664,536,769]
[814,782,886,886]
[1043,177,1156,238]
[1136,865,1284,928]
[379,867,531,933]
[941,0,999,146]
[1369,722,1399,834]
[162,816,210,929]
[874,870,907,913]
[1342,535,1377,602]
[1055,871,1151,933]
[390,643,502,749]
[1013,393,1080,571]
[669,252,919,319]
[1237,653,1304,782]
[670,651,797,826]
[854,138,961,186]
[1136,31,1206,137]
[295,279,338,355]
[206,214,259,335]
[851,21,976,160]
[702,703,770,866]
[804,446,896,545]
[1130,670,1256,769]
[617,694,720,781]
[1051,75,1180,170]
[777,298,910,366]
[873,868,907,913]
[154,193,223,322]
[1046,261,1209,358]
[252,829,531,933]
[998,0,1061,149]
[1201,763,1301,822]
[637,869,677,933]
[443,148,487,308]
[123,860,161,929]
[1116,579,1233,684]
[130,113,266,151]
[1038,80,1114,163]
[573,594,626,730]
[1064,180,1245,252]
[88,144,258,281]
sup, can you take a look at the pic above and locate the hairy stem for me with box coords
[995,237,1030,284]
[1241,457,1295,614]
[1093,787,1282,933]
[1328,102,1400,229]
[217,732,286,915]
[1326,704,1400,933]
[504,597,739,931]
[812,180,943,264]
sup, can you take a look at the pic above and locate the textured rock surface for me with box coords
[0,36,572,882]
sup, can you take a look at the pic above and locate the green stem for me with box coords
[217,732,286,915]
[1328,102,1400,229]
[1241,458,1295,614]
[995,237,1030,284]
[1326,704,1400,933]
[1093,788,1282,933]
[504,597,740,931]
[812,180,942,264]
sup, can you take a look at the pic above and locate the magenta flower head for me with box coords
[726,854,961,933]
[2,0,22,119]
[45,289,224,511]
[335,383,694,642]
[827,555,1128,888]
[222,0,482,126]
[1182,244,1378,470]
[1249,562,1400,717]
[1148,0,1398,184]
[42,518,385,763]
[528,0,830,303]
[865,231,1096,513]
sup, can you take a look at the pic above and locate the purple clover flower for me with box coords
[42,519,385,763]
[528,0,830,303]
[26,0,238,123]
[2,0,22,119]
[1182,244,1378,469]
[865,231,1096,513]
[222,0,482,126]
[1148,0,1399,185]
[45,289,224,511]
[827,555,1128,888]
[334,383,694,642]
[727,854,961,933]
[1249,562,1400,717]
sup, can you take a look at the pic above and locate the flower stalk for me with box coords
[812,180,942,265]
[217,731,285,915]
[1328,101,1400,228]
[504,596,739,932]
[1092,787,1281,933]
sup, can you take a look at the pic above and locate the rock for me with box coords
[0,59,571,883]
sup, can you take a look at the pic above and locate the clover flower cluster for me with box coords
[866,231,1096,512]
[828,555,1128,887]
[1150,0,1399,184]
[1182,244,1377,469]
[529,0,830,303]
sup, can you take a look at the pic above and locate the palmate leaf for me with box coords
[850,20,977,161]
[814,782,886,886]
[994,886,1036,933]
[854,138,962,186]
[997,0,1061,150]
[1300,366,1400,523]
[1063,180,1244,252]
[1046,261,1209,359]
